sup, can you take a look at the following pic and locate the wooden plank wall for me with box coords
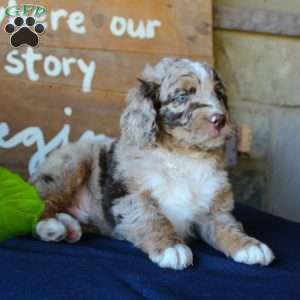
[214,0,300,36]
[0,0,213,177]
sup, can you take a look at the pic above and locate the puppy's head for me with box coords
[120,58,232,150]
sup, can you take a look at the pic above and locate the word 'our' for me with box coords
[110,16,161,39]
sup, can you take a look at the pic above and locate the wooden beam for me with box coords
[214,5,300,37]
[0,0,213,58]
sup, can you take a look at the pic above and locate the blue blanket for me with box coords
[1,205,299,300]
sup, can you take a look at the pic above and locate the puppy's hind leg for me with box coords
[112,192,193,270]
[30,143,92,243]
[36,213,82,243]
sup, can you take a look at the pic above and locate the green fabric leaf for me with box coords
[0,167,45,241]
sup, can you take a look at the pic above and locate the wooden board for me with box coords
[214,0,300,15]
[0,78,125,177]
[0,0,213,177]
[0,0,212,57]
[0,46,209,94]
[214,5,300,36]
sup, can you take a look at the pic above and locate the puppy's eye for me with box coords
[176,92,189,103]
[189,87,196,94]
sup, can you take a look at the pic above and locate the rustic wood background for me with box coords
[0,0,213,177]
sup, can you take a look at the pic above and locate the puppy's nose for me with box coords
[209,113,226,130]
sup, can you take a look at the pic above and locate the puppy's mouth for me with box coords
[210,125,231,138]
[209,119,229,133]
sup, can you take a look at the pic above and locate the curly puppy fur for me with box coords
[31,58,274,270]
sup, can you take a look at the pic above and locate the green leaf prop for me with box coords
[0,167,44,241]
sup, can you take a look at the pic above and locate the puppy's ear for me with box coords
[213,69,228,109]
[120,77,160,148]
[137,78,160,105]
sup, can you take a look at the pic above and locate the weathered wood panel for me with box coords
[0,78,125,177]
[0,0,213,57]
[0,79,124,137]
[0,46,212,94]
[214,0,300,15]
[214,5,300,36]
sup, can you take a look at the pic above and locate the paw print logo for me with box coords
[5,16,45,48]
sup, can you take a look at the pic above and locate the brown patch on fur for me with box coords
[141,190,153,200]
[171,77,199,93]
[41,196,64,219]
[210,187,234,214]
[125,178,143,195]
[143,216,183,255]
[40,160,91,219]
[214,216,260,257]
[113,191,184,256]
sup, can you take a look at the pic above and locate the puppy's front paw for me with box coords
[36,218,66,242]
[56,213,82,243]
[150,244,193,270]
[233,242,275,266]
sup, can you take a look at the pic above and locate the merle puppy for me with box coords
[31,58,274,270]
